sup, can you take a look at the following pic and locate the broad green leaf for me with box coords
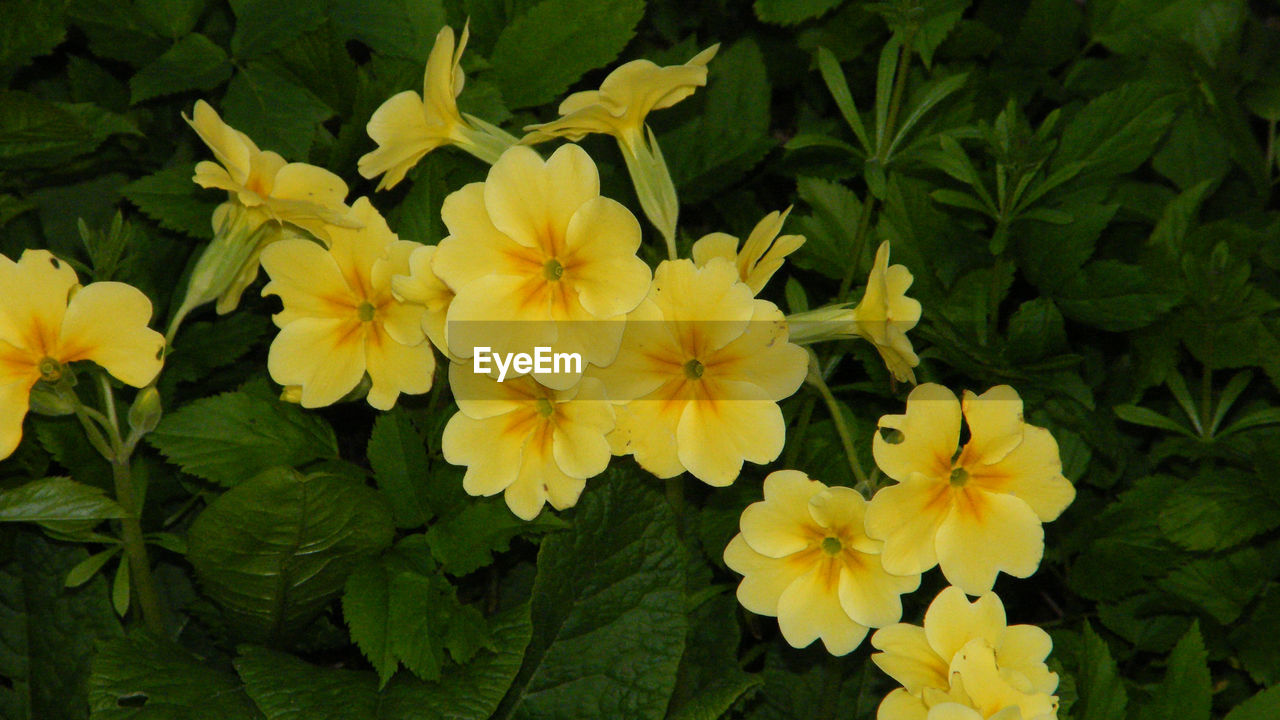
[0,92,138,170]
[329,0,448,63]
[1054,83,1180,181]
[1075,623,1127,720]
[1156,546,1269,624]
[0,530,122,720]
[1056,260,1182,332]
[490,0,644,109]
[129,33,232,104]
[1157,468,1280,551]
[1225,687,1280,720]
[235,603,532,720]
[792,176,863,279]
[1230,589,1280,686]
[161,313,273,388]
[665,594,761,720]
[343,563,399,688]
[1137,623,1210,720]
[187,467,395,642]
[499,469,686,720]
[148,389,339,486]
[367,407,434,528]
[223,63,333,160]
[229,0,327,61]
[88,632,263,720]
[66,0,168,66]
[132,0,207,39]
[120,163,218,239]
[0,477,125,525]
[741,650,876,720]
[1147,179,1213,254]
[426,497,567,577]
[1005,298,1067,362]
[755,0,845,25]
[0,0,67,84]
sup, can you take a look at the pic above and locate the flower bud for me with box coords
[127,386,163,434]
[28,382,76,417]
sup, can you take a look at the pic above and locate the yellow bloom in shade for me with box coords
[593,258,808,486]
[724,470,921,655]
[358,23,518,189]
[0,250,164,459]
[442,362,614,520]
[432,144,652,388]
[391,245,453,356]
[871,587,1059,720]
[691,207,805,295]
[260,197,433,410]
[865,384,1076,595]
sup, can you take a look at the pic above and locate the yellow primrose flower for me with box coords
[787,241,921,383]
[431,144,652,388]
[523,45,718,253]
[260,197,433,410]
[691,207,805,295]
[723,470,920,655]
[593,258,808,486]
[0,250,164,459]
[391,244,453,356]
[865,384,1076,595]
[442,363,614,520]
[179,100,357,319]
[358,23,518,189]
[872,587,1059,720]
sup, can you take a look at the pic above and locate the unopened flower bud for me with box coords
[127,386,163,434]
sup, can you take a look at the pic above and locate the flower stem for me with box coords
[807,357,868,489]
[111,458,164,634]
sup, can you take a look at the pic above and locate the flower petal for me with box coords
[0,250,79,354]
[359,90,436,191]
[971,425,1075,522]
[873,383,960,483]
[776,563,868,655]
[260,238,355,325]
[611,394,685,478]
[675,379,784,486]
[864,472,950,576]
[997,625,1058,695]
[960,386,1026,466]
[550,377,614,478]
[935,490,1044,595]
[436,183,534,289]
[739,469,823,557]
[871,624,949,695]
[186,100,254,186]
[0,376,35,460]
[562,196,649,319]
[876,688,930,720]
[723,533,810,616]
[364,325,434,410]
[708,299,807,401]
[923,587,1006,663]
[267,317,366,408]
[442,411,528,498]
[484,144,598,250]
[57,283,165,387]
[837,553,919,628]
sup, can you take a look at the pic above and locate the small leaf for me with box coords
[0,477,127,525]
[1113,405,1196,437]
[129,33,232,104]
[1076,622,1127,720]
[64,547,121,588]
[111,554,131,617]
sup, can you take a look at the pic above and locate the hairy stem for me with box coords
[111,458,164,634]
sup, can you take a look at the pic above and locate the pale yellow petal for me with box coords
[691,232,738,268]
[363,325,434,410]
[260,237,356,325]
[675,379,784,486]
[435,182,533,289]
[443,274,557,362]
[960,386,1026,466]
[924,587,1007,663]
[971,426,1074,522]
[326,198,398,296]
[0,376,36,460]
[57,283,164,387]
[483,144,598,249]
[877,688,930,720]
[360,90,436,191]
[192,160,241,194]
[924,704,985,720]
[614,393,685,478]
[2,251,79,354]
[723,534,810,616]
[871,624,950,695]
[186,100,253,186]
[873,383,960,483]
[951,639,1058,719]
[267,317,366,408]
[864,472,951,576]
[269,162,351,216]
[837,557,917,629]
[997,625,1058,695]
[504,427,554,520]
[706,299,807,401]
[441,411,528,498]
[738,470,822,557]
[561,196,649,318]
[550,377,613,478]
[935,490,1044,595]
[422,25,464,126]
[776,563,868,655]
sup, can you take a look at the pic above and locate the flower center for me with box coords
[37,357,63,383]
[949,466,970,487]
[821,536,843,555]
[543,258,564,282]
[534,397,554,418]
[683,359,705,380]
[357,301,376,323]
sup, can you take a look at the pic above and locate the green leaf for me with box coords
[342,563,401,688]
[329,0,448,63]
[1005,298,1067,362]
[426,497,567,577]
[1113,404,1195,436]
[1231,588,1280,686]
[0,0,67,84]
[148,389,339,486]
[665,593,761,720]
[0,477,126,525]
[1137,622,1210,720]
[64,548,119,588]
[367,407,434,528]
[755,0,845,26]
[815,47,872,154]
[1053,83,1180,181]
[1157,468,1280,551]
[235,603,531,720]
[1157,546,1269,624]
[229,0,327,61]
[0,92,138,170]
[120,163,218,239]
[491,0,644,109]
[0,530,122,720]
[187,467,395,642]
[1056,260,1182,332]
[1225,686,1280,720]
[223,63,333,159]
[162,313,273,387]
[89,632,263,720]
[791,176,862,279]
[129,33,232,104]
[1075,623,1127,720]
[499,469,686,720]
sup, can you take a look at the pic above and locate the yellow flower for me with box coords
[865,384,1076,595]
[431,144,652,388]
[0,250,164,459]
[523,45,718,251]
[442,363,614,520]
[871,586,1059,720]
[391,245,453,356]
[593,258,807,486]
[723,470,920,655]
[358,23,518,189]
[691,207,805,295]
[260,197,433,409]
[180,101,357,317]
[787,241,921,383]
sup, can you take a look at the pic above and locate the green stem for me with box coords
[987,254,1011,343]
[808,370,868,489]
[111,458,164,634]
[836,195,879,300]
[783,395,817,467]
[877,40,912,162]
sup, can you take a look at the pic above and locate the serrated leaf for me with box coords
[426,497,567,577]
[1157,546,1269,624]
[223,63,333,159]
[0,92,138,170]
[89,632,263,720]
[367,407,433,528]
[229,0,326,61]
[1075,623,1127,720]
[791,176,862,279]
[342,564,399,687]
[1138,622,1210,720]
[0,0,67,84]
[1053,83,1180,181]
[235,603,531,720]
[129,33,232,104]
[666,594,762,720]
[0,477,126,525]
[148,389,338,486]
[329,0,448,63]
[1157,468,1280,551]
[755,0,845,25]
[1056,260,1182,332]
[120,163,218,239]
[1006,297,1067,362]
[490,0,643,109]
[188,467,395,642]
[499,469,686,720]
[1225,686,1280,720]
